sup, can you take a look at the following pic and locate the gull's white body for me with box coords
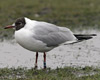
[15,28,54,52]
[15,18,77,52]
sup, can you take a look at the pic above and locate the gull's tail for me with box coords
[64,34,97,45]
[74,34,96,42]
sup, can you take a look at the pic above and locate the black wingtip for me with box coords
[74,34,97,37]
[74,34,97,41]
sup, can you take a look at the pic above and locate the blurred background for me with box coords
[0,0,99,69]
[0,0,100,39]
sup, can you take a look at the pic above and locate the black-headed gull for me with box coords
[4,17,96,69]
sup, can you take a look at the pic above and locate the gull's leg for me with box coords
[34,52,38,69]
[43,52,46,69]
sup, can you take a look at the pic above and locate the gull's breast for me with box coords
[14,28,53,52]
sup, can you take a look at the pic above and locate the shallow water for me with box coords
[0,29,100,69]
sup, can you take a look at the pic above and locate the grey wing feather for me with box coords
[33,21,76,47]
[34,32,70,47]
[33,21,59,35]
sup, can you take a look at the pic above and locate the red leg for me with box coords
[35,52,38,69]
[43,52,46,69]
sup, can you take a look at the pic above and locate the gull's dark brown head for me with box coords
[4,17,26,31]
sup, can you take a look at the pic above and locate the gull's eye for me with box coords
[16,22,22,26]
